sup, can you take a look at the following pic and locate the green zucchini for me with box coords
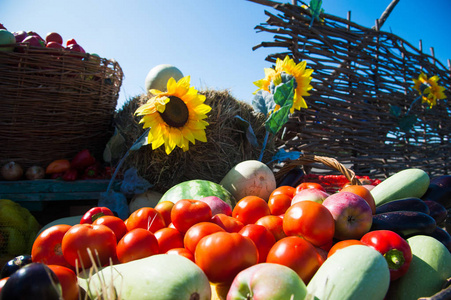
[371,168,430,207]
[386,235,451,300]
[307,245,390,300]
[159,179,236,207]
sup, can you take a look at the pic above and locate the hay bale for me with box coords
[113,89,275,194]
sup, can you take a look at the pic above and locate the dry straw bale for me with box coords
[113,89,275,193]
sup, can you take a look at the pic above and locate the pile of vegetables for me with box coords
[0,149,115,182]
[0,24,88,57]
[0,161,450,300]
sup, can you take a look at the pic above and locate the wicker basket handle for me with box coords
[275,154,362,186]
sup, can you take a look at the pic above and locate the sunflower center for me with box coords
[160,96,189,127]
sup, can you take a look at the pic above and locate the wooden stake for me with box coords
[373,0,400,30]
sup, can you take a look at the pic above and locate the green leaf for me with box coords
[252,90,275,116]
[266,105,292,135]
[398,114,418,132]
[103,127,126,163]
[390,105,401,117]
[309,0,323,21]
[234,115,259,147]
[130,128,150,151]
[273,79,295,107]
[265,79,295,135]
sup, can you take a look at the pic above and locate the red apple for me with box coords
[46,41,64,49]
[26,31,44,42]
[322,192,373,240]
[291,188,330,205]
[66,43,85,59]
[198,196,232,216]
[45,32,63,45]
[13,31,27,43]
[22,35,44,47]
[227,263,307,299]
[362,184,376,191]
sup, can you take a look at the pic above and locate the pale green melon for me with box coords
[144,64,183,92]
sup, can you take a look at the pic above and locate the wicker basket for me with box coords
[275,154,381,193]
[0,43,123,170]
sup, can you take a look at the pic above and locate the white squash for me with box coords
[219,160,276,201]
[78,254,211,300]
[129,190,163,213]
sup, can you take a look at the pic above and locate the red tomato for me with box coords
[295,182,326,193]
[62,224,117,269]
[32,224,73,268]
[268,193,292,215]
[80,207,114,224]
[183,222,225,254]
[255,215,286,241]
[232,196,271,225]
[238,224,276,263]
[283,200,335,247]
[93,215,127,242]
[47,265,79,300]
[154,227,184,253]
[195,231,258,283]
[166,247,195,262]
[327,239,365,258]
[269,186,296,198]
[155,201,174,227]
[171,199,212,233]
[211,213,244,233]
[126,207,166,233]
[116,228,159,263]
[266,236,322,284]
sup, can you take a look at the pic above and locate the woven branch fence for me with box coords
[253,2,450,179]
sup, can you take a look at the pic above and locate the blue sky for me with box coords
[2,0,450,110]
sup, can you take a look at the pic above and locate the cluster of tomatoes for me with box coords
[22,182,376,299]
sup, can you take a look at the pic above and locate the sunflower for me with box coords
[254,56,313,113]
[135,76,212,154]
[412,72,446,108]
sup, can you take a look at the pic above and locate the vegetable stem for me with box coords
[384,248,405,270]
[258,131,270,162]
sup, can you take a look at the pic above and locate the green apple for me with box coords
[0,29,16,52]
[227,263,307,300]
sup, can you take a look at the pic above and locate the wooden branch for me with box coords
[246,0,282,8]
[374,0,400,30]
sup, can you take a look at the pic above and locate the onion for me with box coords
[1,161,24,181]
[25,165,45,180]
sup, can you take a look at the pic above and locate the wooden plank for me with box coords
[1,191,107,202]
[0,179,121,194]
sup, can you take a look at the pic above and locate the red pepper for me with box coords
[82,162,103,179]
[80,207,115,224]
[71,149,96,171]
[360,230,412,281]
[62,168,78,181]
